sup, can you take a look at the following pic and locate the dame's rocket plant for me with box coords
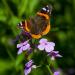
[16,31,62,75]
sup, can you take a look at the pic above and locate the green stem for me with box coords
[46,65,53,75]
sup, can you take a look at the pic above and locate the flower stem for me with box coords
[46,65,53,75]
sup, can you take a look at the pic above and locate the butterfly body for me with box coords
[18,5,52,39]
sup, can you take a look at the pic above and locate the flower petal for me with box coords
[25,60,33,68]
[23,44,30,51]
[17,47,23,54]
[38,44,45,50]
[32,65,37,68]
[17,43,23,48]
[51,56,55,60]
[23,40,29,45]
[52,51,59,54]
[39,38,47,44]
[45,45,54,52]
[54,71,60,75]
[47,42,55,46]
[56,54,62,57]
[24,68,31,75]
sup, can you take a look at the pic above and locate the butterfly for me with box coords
[18,5,52,39]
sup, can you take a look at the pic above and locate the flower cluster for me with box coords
[17,38,62,75]
[38,39,62,60]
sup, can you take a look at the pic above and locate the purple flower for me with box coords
[38,38,55,52]
[17,40,30,54]
[48,51,62,60]
[24,60,36,75]
[54,71,60,75]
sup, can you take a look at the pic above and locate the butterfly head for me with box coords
[17,21,25,29]
[40,5,52,15]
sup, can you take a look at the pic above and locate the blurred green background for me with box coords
[0,0,75,75]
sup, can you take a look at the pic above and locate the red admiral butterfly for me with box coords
[18,5,52,39]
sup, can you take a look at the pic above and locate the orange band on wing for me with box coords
[25,20,30,32]
[31,34,41,39]
[42,23,50,35]
[37,12,49,20]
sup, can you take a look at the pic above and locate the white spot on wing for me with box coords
[42,8,46,11]
[20,22,22,26]
[47,9,49,13]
